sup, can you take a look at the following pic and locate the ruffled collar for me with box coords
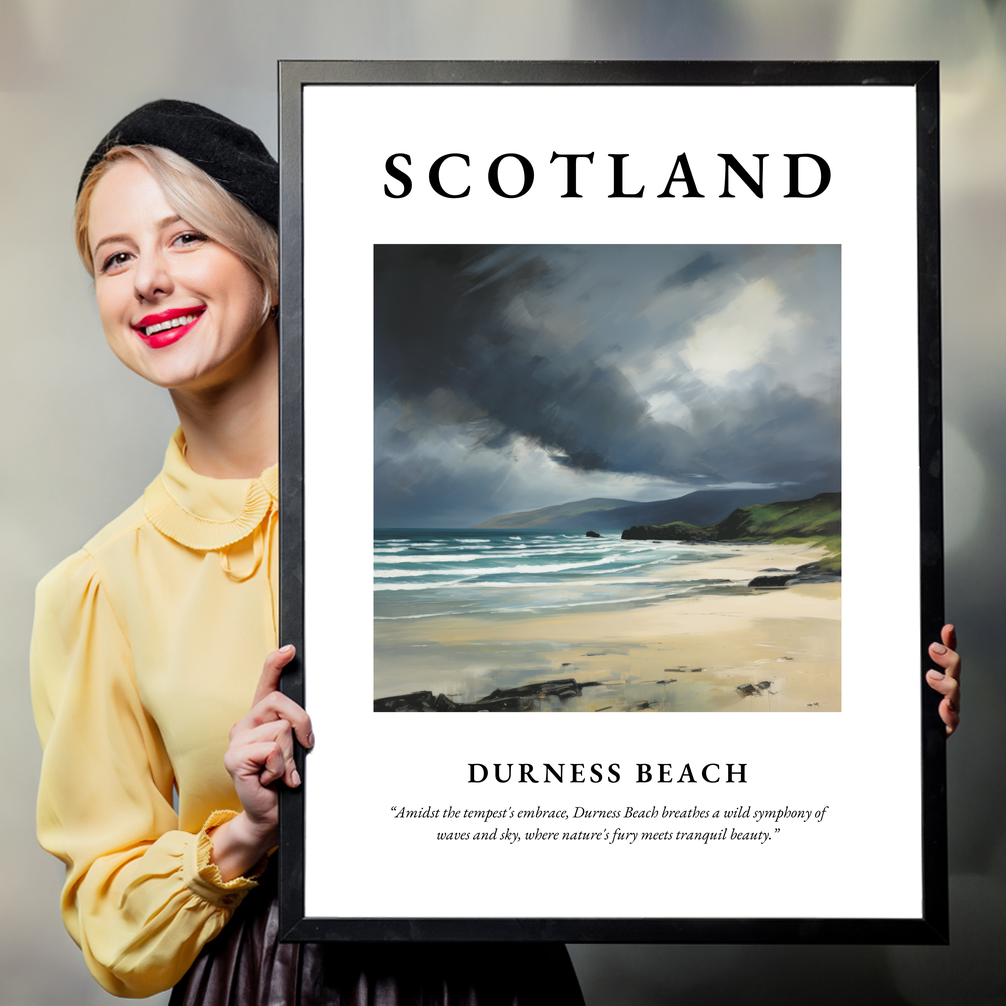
[143,428,278,551]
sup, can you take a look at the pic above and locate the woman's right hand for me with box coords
[927,624,961,737]
[209,645,314,881]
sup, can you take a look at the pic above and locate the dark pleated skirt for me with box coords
[169,869,584,1006]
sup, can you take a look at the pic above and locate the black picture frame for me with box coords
[277,60,945,944]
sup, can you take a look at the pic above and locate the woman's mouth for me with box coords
[133,307,206,348]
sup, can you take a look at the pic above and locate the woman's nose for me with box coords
[133,249,173,302]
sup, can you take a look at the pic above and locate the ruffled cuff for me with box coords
[182,810,269,910]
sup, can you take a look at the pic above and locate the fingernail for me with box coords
[928,669,944,680]
[306,732,315,748]
[280,644,295,654]
[292,768,301,787]
[931,643,947,655]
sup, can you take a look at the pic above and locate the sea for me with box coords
[374,528,741,621]
[372,528,839,711]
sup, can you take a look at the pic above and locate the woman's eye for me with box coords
[173,231,208,248]
[101,251,132,273]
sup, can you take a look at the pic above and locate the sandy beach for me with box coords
[374,541,840,713]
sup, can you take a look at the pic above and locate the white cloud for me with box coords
[679,277,798,382]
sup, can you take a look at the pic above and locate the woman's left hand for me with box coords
[926,624,960,737]
[209,645,313,881]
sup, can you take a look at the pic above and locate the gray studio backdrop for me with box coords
[2,2,1003,1004]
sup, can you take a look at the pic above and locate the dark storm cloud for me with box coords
[657,251,723,291]
[375,245,718,483]
[374,244,840,523]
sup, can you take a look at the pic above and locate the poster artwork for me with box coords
[373,244,841,714]
[286,63,943,941]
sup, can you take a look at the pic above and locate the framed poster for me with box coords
[277,61,945,943]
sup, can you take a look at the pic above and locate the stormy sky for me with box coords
[374,244,840,527]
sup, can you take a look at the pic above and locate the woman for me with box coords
[31,99,586,1003]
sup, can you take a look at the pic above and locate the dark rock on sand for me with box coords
[748,573,795,587]
[736,680,776,697]
[749,562,841,588]
[374,690,438,712]
[375,678,591,712]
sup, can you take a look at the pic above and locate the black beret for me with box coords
[78,99,278,228]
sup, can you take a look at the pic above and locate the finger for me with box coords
[939,696,960,737]
[928,641,961,681]
[245,690,314,749]
[252,644,296,707]
[258,742,287,787]
[941,624,957,652]
[236,719,301,788]
[224,739,287,787]
[926,671,961,738]
[926,669,959,704]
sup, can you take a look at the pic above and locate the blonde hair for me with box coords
[75,145,278,322]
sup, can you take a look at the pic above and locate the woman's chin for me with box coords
[122,354,218,392]
[110,323,273,395]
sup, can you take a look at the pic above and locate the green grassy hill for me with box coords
[623,492,841,569]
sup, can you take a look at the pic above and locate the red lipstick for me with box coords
[132,306,205,349]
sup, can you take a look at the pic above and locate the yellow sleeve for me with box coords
[31,549,262,998]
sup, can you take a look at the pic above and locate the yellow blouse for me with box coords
[31,428,279,998]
